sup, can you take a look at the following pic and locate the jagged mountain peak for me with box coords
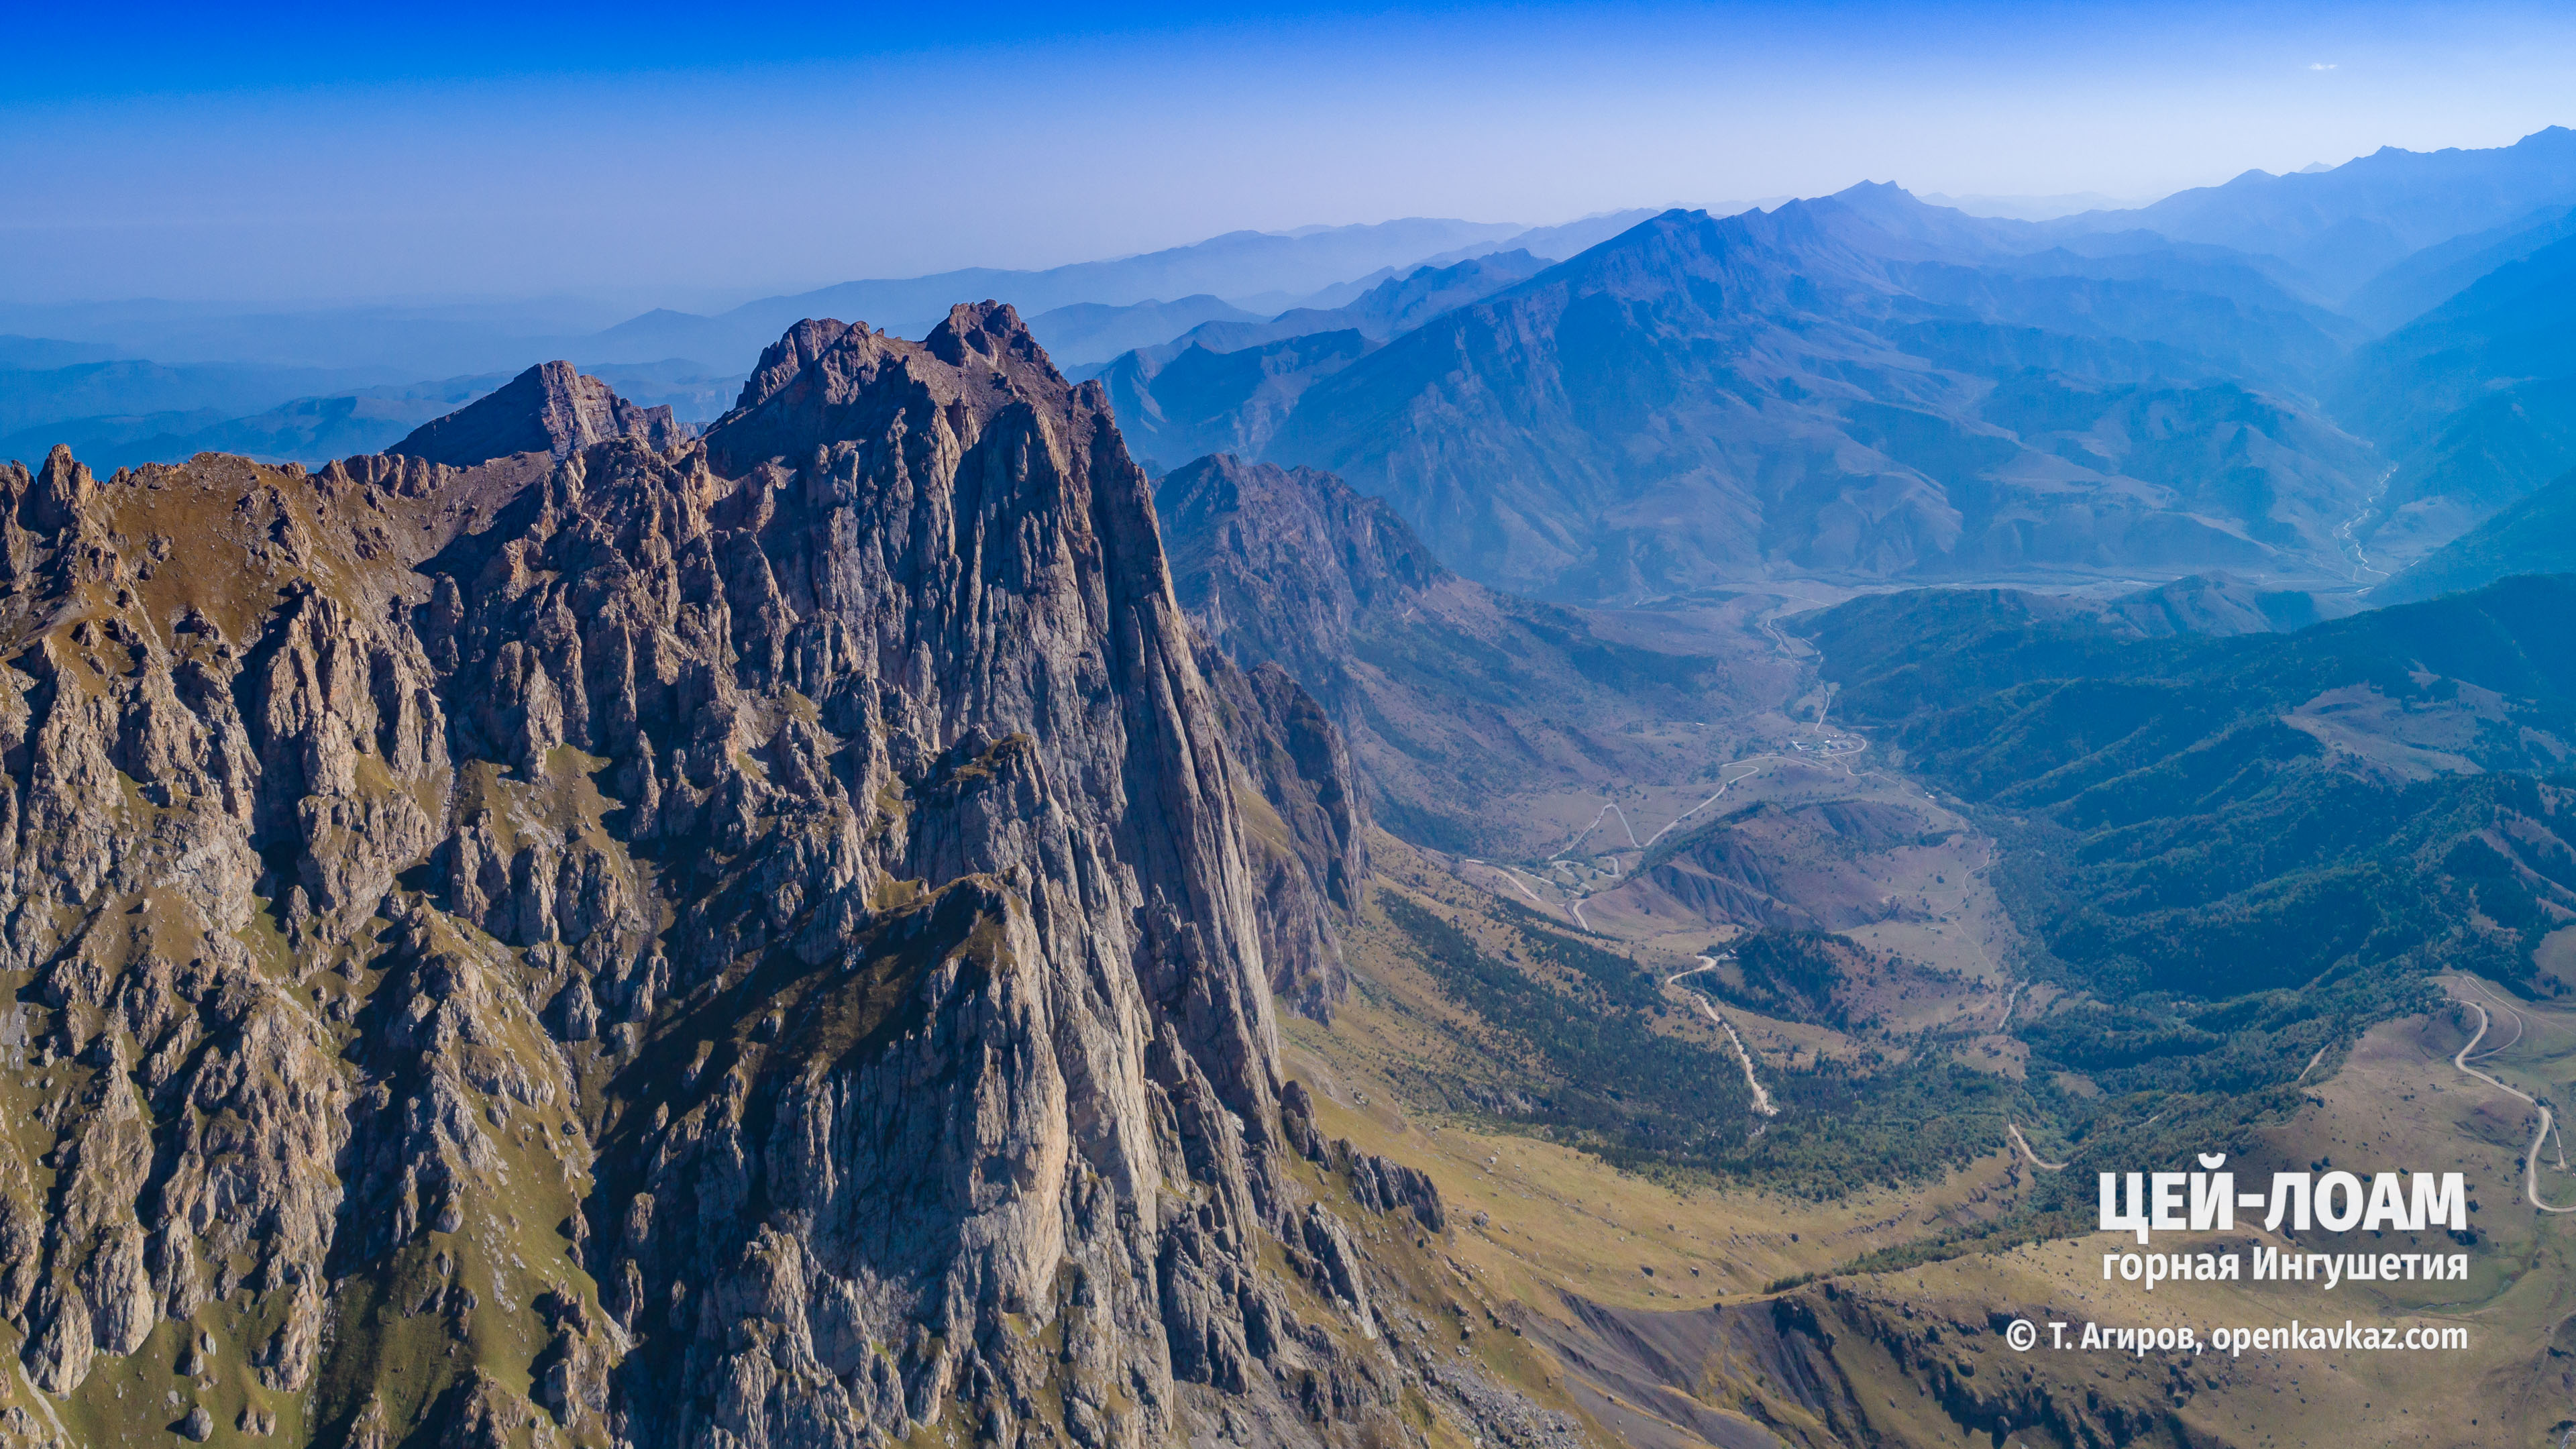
[922,297,1049,368]
[729,315,853,413]
[704,302,1102,477]
[0,308,1511,1448]
[33,441,97,530]
[390,358,682,466]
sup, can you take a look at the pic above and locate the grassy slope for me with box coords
[1296,825,2576,1444]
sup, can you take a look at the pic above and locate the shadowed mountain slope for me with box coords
[1154,453,1747,855]
[2341,201,2576,332]
[2376,466,2576,604]
[2097,571,2322,636]
[2334,233,2576,566]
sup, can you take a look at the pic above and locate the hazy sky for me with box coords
[7,0,2573,305]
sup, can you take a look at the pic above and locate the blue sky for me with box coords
[7,1,2573,304]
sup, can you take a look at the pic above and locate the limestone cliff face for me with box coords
[0,308,1496,1449]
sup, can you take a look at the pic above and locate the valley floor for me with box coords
[1289,840,2576,1446]
[1282,565,2576,1449]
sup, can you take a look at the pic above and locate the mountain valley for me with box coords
[11,117,2576,1449]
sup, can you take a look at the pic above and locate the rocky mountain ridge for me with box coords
[0,306,1536,1449]
[391,359,684,466]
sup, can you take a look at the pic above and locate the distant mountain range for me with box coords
[2040,125,2576,301]
[572,215,1661,375]
[0,213,1674,470]
[0,360,737,471]
[1100,252,1552,466]
[1917,191,2156,221]
[1090,129,2576,603]
[1020,296,1263,369]
[13,125,2576,610]
[1146,189,2379,598]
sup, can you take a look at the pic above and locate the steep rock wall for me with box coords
[0,307,1486,1449]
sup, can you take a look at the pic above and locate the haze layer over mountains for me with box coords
[15,126,2576,612]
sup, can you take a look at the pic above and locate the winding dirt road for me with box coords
[2006,1123,2067,1171]
[2443,980,2576,1214]
[1666,956,1777,1117]
[1640,763,1766,850]
[1550,801,1642,860]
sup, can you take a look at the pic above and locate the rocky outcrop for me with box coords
[1334,1142,1445,1232]
[0,310,1547,1449]
[391,360,684,465]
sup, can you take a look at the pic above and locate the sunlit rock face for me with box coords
[0,305,1445,1449]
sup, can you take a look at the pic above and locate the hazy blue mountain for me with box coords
[0,373,501,470]
[1099,331,1373,471]
[1891,245,2362,389]
[2341,203,2576,332]
[1242,210,1717,313]
[581,217,1532,371]
[2045,125,2576,300]
[2332,231,2576,565]
[2340,231,2576,447]
[1128,252,1549,362]
[0,220,1542,383]
[0,357,400,441]
[1240,190,2379,600]
[2375,464,2576,604]
[0,335,129,369]
[0,409,228,469]
[1414,208,1682,265]
[1023,295,1261,367]
[0,295,643,374]
[1098,253,1552,466]
[1919,191,2157,221]
[0,358,735,472]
